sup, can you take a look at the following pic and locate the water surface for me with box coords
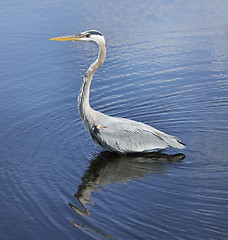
[0,1,228,239]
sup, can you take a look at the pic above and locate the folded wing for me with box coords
[90,116,185,153]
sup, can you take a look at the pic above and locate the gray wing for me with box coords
[90,115,185,153]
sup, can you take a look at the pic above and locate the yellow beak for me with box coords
[50,34,83,41]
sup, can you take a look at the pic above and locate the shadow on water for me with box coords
[69,151,185,239]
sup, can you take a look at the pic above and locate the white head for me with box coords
[50,30,105,47]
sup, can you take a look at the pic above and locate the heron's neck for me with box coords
[78,41,106,129]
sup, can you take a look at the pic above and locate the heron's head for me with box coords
[50,30,105,45]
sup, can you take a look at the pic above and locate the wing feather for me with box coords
[90,116,173,153]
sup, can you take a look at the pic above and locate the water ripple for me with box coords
[1,4,228,239]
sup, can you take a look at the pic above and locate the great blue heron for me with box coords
[50,30,186,153]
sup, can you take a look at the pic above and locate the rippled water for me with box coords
[1,1,228,240]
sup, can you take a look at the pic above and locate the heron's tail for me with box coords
[168,136,186,149]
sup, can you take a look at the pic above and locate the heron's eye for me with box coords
[86,33,91,38]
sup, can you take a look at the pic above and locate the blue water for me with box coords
[1,1,228,239]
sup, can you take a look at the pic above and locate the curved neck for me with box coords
[78,40,106,129]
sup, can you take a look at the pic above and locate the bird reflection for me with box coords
[69,151,185,217]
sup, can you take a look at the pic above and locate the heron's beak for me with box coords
[50,34,83,41]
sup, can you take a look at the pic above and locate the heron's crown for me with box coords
[82,30,103,36]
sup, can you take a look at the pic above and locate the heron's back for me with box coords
[90,113,185,153]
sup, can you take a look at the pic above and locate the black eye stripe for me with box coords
[87,31,102,36]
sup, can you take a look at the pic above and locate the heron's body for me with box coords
[50,30,186,153]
